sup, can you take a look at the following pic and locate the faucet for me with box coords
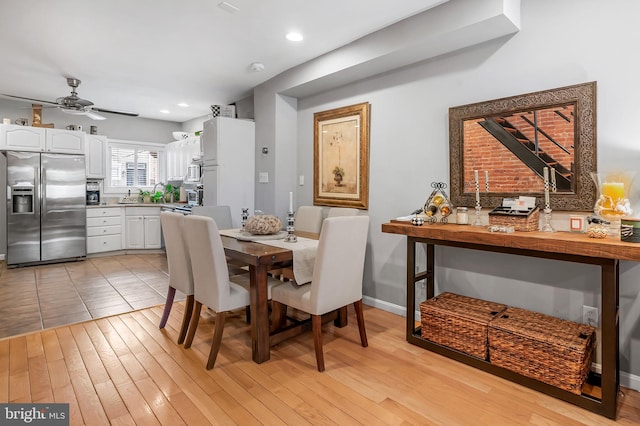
[152,183,165,194]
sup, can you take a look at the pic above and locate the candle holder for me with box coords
[473,204,483,226]
[540,207,555,232]
[541,175,555,232]
[284,210,297,242]
[241,208,249,232]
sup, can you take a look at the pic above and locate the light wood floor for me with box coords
[2,298,639,425]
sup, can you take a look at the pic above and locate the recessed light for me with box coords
[286,32,303,42]
[178,103,189,107]
[160,109,170,114]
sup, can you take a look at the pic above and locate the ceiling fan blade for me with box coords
[92,107,139,117]
[1,94,59,106]
[84,110,107,121]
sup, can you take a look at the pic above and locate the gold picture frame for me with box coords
[313,102,370,209]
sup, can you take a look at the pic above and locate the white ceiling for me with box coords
[0,0,447,123]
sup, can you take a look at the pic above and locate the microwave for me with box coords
[186,189,202,206]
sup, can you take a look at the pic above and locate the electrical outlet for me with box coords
[583,305,598,327]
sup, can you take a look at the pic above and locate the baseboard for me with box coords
[363,295,640,393]
[362,295,406,317]
[591,363,640,392]
[0,254,4,261]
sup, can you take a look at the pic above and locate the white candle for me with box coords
[484,170,489,192]
[550,167,556,192]
[474,170,479,183]
[289,192,293,212]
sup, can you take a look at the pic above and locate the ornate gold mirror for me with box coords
[449,81,597,211]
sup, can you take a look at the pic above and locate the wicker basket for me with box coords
[420,292,507,359]
[488,206,540,232]
[488,307,595,394]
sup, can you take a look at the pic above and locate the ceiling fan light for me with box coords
[60,108,87,115]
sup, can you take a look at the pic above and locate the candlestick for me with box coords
[484,170,489,192]
[289,192,293,212]
[474,170,480,205]
[543,167,550,210]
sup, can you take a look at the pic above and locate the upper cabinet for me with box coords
[85,134,107,178]
[0,124,45,151]
[0,124,85,154]
[46,128,85,154]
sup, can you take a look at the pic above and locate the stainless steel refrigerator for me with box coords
[6,151,86,266]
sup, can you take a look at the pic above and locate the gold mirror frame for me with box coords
[449,82,597,211]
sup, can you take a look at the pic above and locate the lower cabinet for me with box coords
[124,207,162,249]
[86,207,122,254]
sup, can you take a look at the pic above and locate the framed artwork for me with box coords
[313,102,370,209]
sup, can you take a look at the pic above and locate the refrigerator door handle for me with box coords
[40,168,46,215]
[6,185,11,201]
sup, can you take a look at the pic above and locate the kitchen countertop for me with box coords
[86,203,187,209]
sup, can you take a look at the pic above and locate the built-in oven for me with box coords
[86,180,101,205]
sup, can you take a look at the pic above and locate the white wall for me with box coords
[293,0,640,384]
[0,98,177,143]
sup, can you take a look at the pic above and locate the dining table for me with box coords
[220,230,346,364]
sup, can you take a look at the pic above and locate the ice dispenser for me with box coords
[10,183,34,214]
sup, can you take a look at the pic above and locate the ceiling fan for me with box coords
[2,77,139,121]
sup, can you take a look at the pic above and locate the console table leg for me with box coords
[406,238,417,341]
[600,259,619,418]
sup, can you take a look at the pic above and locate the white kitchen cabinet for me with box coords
[124,207,162,249]
[0,124,84,154]
[46,128,85,154]
[0,124,45,151]
[201,117,255,228]
[166,137,200,181]
[86,207,122,253]
[85,134,107,178]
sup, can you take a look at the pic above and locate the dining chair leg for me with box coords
[177,294,195,345]
[184,301,203,349]
[159,286,176,329]
[312,314,325,372]
[354,299,368,347]
[271,301,287,331]
[206,311,227,370]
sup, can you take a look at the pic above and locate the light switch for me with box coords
[299,175,304,186]
[259,172,269,183]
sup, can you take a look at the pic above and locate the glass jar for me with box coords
[456,207,469,225]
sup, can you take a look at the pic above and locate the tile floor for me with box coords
[0,253,181,339]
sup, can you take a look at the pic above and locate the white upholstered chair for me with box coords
[192,205,247,275]
[159,212,194,344]
[191,205,233,229]
[182,215,249,369]
[294,205,324,234]
[326,207,359,218]
[271,215,370,372]
[182,215,279,369]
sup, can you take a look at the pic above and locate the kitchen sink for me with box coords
[119,196,141,204]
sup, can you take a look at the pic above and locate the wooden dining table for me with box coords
[221,230,345,364]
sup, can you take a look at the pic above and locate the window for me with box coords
[107,141,165,193]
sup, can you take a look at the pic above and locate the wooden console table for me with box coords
[381,221,640,419]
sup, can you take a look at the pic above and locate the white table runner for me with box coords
[219,229,318,285]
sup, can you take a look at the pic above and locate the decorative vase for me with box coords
[591,171,635,238]
[333,174,343,186]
